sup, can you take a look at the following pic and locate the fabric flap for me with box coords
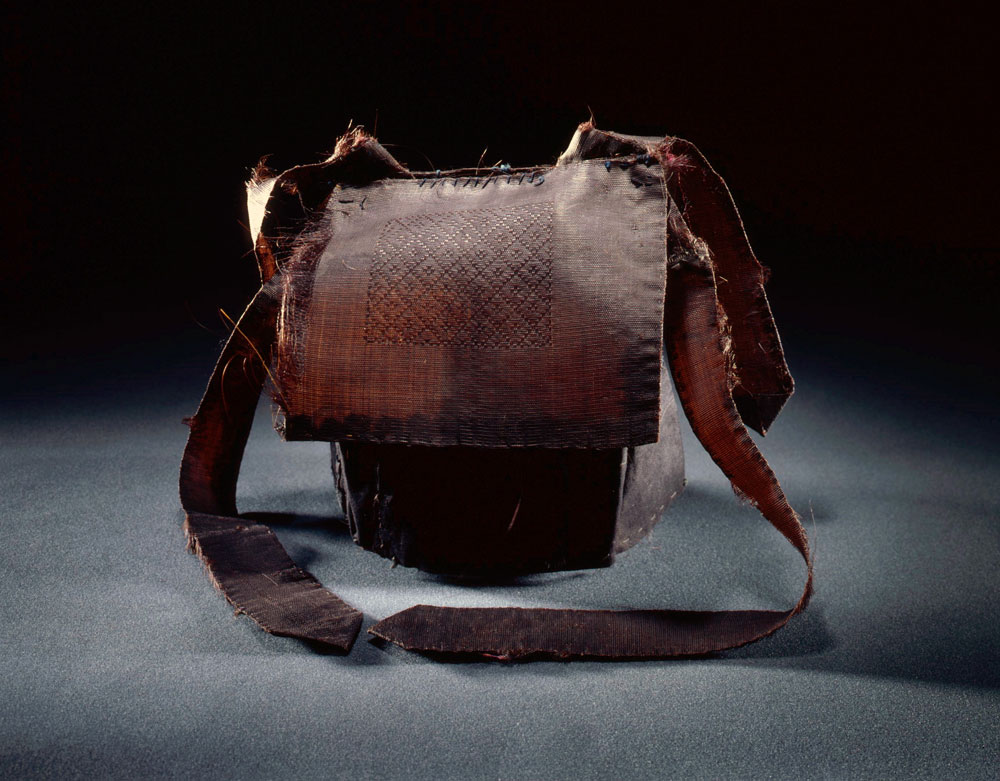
[276,158,668,448]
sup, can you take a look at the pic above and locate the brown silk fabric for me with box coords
[277,161,667,448]
[179,126,811,660]
[369,606,797,660]
[180,281,363,652]
[664,139,794,434]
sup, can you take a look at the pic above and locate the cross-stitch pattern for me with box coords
[364,202,553,348]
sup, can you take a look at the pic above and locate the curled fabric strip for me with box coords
[661,139,794,435]
[179,279,363,651]
[369,220,812,659]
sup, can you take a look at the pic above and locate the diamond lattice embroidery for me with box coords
[364,202,553,348]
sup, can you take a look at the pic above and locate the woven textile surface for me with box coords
[277,160,667,448]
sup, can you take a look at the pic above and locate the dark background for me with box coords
[3,2,995,370]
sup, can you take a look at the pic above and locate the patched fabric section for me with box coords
[364,203,553,349]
